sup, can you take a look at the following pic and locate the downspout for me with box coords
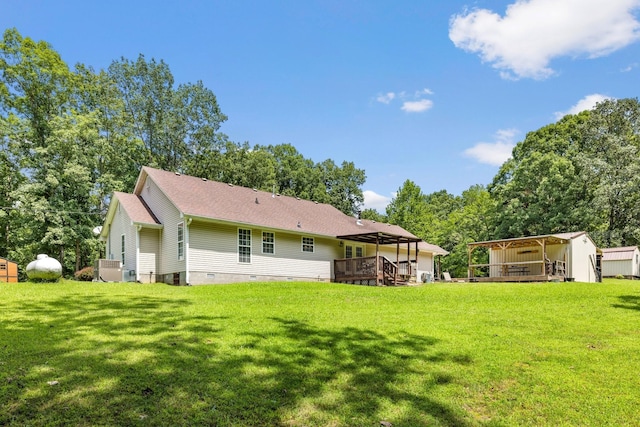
[135,224,141,282]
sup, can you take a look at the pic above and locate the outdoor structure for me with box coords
[0,257,18,283]
[467,232,601,283]
[601,246,640,279]
[99,167,447,285]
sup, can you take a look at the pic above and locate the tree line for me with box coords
[367,98,640,277]
[2,28,639,279]
[0,28,364,276]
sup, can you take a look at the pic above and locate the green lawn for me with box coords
[1,279,639,426]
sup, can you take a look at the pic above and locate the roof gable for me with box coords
[100,191,162,238]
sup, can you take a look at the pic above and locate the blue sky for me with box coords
[2,0,640,212]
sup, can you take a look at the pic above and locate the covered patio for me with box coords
[334,231,422,286]
[467,234,575,282]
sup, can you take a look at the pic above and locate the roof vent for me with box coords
[356,219,363,226]
[296,197,300,200]
[297,221,301,228]
[175,172,181,176]
[253,188,257,192]
[228,183,233,187]
[202,178,207,181]
[255,197,259,204]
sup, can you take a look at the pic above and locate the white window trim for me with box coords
[238,228,252,263]
[345,244,365,258]
[121,234,125,265]
[262,231,275,254]
[177,222,185,261]
[302,236,314,253]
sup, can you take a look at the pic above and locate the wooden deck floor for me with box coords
[470,275,567,283]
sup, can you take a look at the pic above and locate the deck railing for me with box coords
[334,256,414,285]
[468,259,567,280]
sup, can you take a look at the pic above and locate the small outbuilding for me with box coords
[468,231,601,283]
[0,257,19,283]
[601,246,640,279]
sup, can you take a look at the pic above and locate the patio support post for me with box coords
[375,234,380,285]
[395,238,399,284]
[542,239,547,276]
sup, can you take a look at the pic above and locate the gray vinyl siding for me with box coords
[139,228,160,282]
[188,221,341,281]
[603,260,631,277]
[140,178,184,275]
[602,248,640,277]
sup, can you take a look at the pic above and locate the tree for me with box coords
[490,113,593,239]
[0,28,72,152]
[360,208,387,223]
[439,185,496,277]
[576,98,640,246]
[107,55,227,173]
[318,159,365,216]
[385,180,431,238]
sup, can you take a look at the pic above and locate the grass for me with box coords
[1,279,639,426]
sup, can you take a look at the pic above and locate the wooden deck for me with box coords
[470,274,567,283]
[334,256,415,286]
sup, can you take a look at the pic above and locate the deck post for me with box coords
[375,234,380,285]
[394,238,399,285]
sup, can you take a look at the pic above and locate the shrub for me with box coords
[74,266,94,281]
[615,274,625,280]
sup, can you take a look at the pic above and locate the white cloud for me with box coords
[375,88,434,112]
[554,94,614,120]
[463,129,518,166]
[621,62,638,72]
[376,92,396,104]
[363,190,391,212]
[415,88,434,96]
[401,99,434,113]
[449,0,640,80]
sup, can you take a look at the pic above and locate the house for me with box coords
[0,257,18,283]
[99,167,447,285]
[601,246,640,279]
[467,232,601,283]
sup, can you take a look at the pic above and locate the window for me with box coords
[262,231,275,254]
[345,244,364,258]
[177,222,184,260]
[239,229,251,263]
[121,235,125,264]
[302,236,314,253]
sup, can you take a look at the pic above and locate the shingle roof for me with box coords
[601,246,638,261]
[134,167,447,254]
[113,192,161,226]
